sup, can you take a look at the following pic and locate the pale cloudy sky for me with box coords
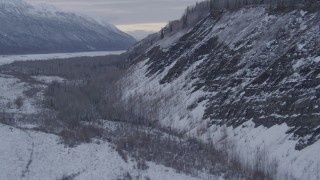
[25,0,200,39]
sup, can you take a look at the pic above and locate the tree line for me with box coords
[165,0,319,35]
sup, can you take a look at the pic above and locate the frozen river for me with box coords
[0,51,125,66]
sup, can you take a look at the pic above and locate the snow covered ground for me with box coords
[0,51,124,66]
[199,122,320,180]
[31,75,65,84]
[0,124,207,180]
[0,74,39,114]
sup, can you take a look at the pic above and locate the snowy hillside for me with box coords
[120,7,320,180]
[0,0,136,55]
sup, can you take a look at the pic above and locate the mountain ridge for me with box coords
[0,0,136,55]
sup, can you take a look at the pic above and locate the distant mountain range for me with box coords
[0,0,136,55]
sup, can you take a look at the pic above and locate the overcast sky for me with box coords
[25,0,200,39]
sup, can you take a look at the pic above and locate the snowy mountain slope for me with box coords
[0,0,136,55]
[120,7,320,180]
[0,124,207,180]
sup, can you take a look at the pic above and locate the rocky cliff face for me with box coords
[121,7,320,179]
[0,0,136,55]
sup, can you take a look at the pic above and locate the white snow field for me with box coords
[0,74,39,115]
[0,124,206,180]
[31,76,65,84]
[0,51,125,66]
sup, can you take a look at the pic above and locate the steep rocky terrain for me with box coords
[0,0,136,55]
[120,6,320,179]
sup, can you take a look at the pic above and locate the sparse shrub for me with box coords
[6,102,12,109]
[0,111,14,125]
[137,158,149,170]
[117,172,132,180]
[59,172,80,180]
[59,125,104,146]
[79,125,103,143]
[14,96,24,109]
[116,148,128,163]
[115,137,129,163]
[23,87,41,97]
[60,175,73,180]
[59,129,78,147]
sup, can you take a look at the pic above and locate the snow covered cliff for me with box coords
[121,7,320,179]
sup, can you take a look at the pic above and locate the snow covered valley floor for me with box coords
[0,124,210,180]
[0,57,227,180]
[0,73,216,180]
